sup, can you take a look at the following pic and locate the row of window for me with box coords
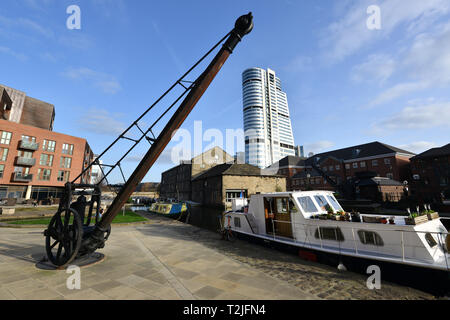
[7,166,71,182]
[322,158,392,172]
[0,148,72,169]
[0,131,74,155]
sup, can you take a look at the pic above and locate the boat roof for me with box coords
[254,190,336,197]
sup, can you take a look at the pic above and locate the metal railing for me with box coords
[16,156,36,166]
[263,217,449,271]
[19,140,39,151]
[12,172,33,182]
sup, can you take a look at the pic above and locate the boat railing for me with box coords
[268,218,449,270]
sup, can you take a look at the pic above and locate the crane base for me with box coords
[35,252,105,270]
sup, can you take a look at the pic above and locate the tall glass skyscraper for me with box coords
[242,67,295,168]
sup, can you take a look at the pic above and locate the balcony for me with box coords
[19,140,39,151]
[16,156,36,166]
[12,172,33,182]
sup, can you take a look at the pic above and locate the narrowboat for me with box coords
[223,191,450,295]
[149,201,187,219]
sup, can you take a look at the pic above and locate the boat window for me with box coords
[326,195,343,211]
[234,217,241,228]
[314,195,333,212]
[425,233,437,248]
[358,230,384,246]
[288,199,298,213]
[315,227,345,242]
[297,196,318,213]
[276,198,288,214]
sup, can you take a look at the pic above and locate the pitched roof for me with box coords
[266,156,307,170]
[411,143,450,159]
[305,141,415,165]
[192,163,284,180]
[356,177,403,187]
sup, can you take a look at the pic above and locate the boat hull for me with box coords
[149,202,187,219]
[234,231,450,297]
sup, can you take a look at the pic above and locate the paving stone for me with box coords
[193,285,225,299]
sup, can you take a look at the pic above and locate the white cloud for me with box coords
[63,67,122,94]
[305,140,334,155]
[126,147,190,166]
[367,81,429,108]
[0,15,53,39]
[0,46,27,61]
[365,23,450,107]
[78,108,126,135]
[371,102,450,132]
[399,141,438,154]
[350,54,395,84]
[321,0,450,62]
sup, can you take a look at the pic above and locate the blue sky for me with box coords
[1,0,450,183]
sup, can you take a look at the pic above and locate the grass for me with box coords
[7,210,147,225]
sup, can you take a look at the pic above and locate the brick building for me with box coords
[0,85,93,202]
[409,143,450,204]
[191,163,286,208]
[271,142,415,193]
[265,156,307,190]
[159,146,234,200]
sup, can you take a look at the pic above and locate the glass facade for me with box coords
[242,68,295,168]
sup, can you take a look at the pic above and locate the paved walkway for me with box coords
[0,217,318,300]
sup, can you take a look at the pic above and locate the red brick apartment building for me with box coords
[409,143,450,204]
[270,142,415,192]
[0,84,93,202]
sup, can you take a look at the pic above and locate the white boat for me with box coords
[223,191,450,294]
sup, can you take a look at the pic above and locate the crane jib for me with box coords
[43,13,254,267]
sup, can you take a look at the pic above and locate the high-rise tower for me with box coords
[242,67,295,168]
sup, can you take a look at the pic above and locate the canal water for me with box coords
[129,204,223,232]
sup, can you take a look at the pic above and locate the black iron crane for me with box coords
[43,13,254,268]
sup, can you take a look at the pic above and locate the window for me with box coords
[384,158,391,165]
[234,217,241,228]
[0,131,12,145]
[276,198,288,214]
[386,173,393,179]
[62,144,74,155]
[326,195,343,211]
[297,196,318,213]
[372,160,378,167]
[314,195,332,212]
[323,167,327,172]
[329,166,334,171]
[40,154,54,166]
[288,199,298,213]
[360,161,366,168]
[0,148,8,161]
[352,162,358,169]
[345,164,350,169]
[358,230,384,246]
[60,157,72,169]
[18,150,33,158]
[315,227,345,241]
[57,171,70,182]
[0,164,4,178]
[315,178,321,184]
[37,168,51,181]
[43,140,56,152]
[336,165,340,170]
[425,233,437,248]
[21,135,36,143]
